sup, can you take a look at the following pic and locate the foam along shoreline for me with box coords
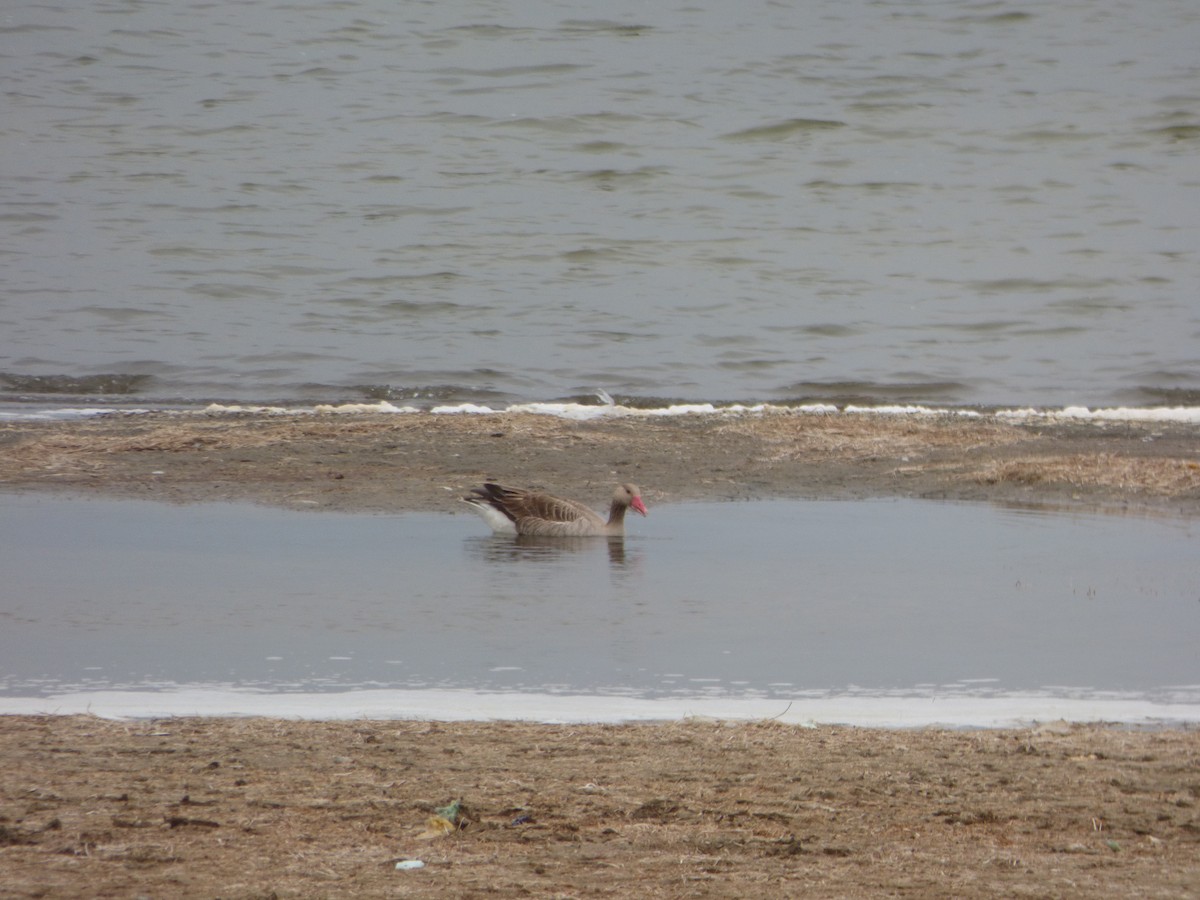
[2,399,1199,423]
[3,688,1199,728]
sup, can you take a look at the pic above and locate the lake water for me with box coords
[2,493,1197,726]
[2,0,1199,413]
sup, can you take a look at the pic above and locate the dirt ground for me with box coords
[2,410,1198,896]
[1,716,1198,899]
[0,407,1198,515]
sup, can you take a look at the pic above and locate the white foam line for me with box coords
[842,404,982,417]
[0,407,151,421]
[2,689,1198,728]
[997,406,1200,424]
[2,401,1197,424]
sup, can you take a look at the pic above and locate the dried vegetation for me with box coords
[2,409,1195,513]
[1,716,1197,898]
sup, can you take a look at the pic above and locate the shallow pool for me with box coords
[1,493,1196,724]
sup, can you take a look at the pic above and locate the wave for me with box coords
[3,399,1199,424]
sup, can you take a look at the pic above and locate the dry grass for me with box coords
[1,410,1198,512]
[978,454,1200,496]
[718,411,1024,461]
[1,716,1197,898]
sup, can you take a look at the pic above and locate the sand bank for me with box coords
[1,408,1197,515]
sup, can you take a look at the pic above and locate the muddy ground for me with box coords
[1,716,1198,899]
[0,408,1197,515]
[1,410,1198,896]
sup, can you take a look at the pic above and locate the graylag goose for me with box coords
[462,482,647,536]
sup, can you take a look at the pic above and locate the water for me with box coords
[2,494,1197,724]
[3,0,1199,412]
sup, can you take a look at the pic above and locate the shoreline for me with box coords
[3,410,1199,895]
[2,407,1198,516]
[1,715,1197,897]
[4,687,1200,731]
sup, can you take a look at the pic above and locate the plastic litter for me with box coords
[417,798,468,839]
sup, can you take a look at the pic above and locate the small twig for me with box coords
[766,701,794,721]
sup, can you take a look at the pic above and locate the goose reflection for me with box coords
[466,533,633,568]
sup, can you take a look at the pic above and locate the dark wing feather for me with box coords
[478,483,605,531]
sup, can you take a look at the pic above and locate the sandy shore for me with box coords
[1,408,1198,514]
[2,410,1198,896]
[1,716,1197,898]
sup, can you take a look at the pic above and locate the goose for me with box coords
[462,482,647,536]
